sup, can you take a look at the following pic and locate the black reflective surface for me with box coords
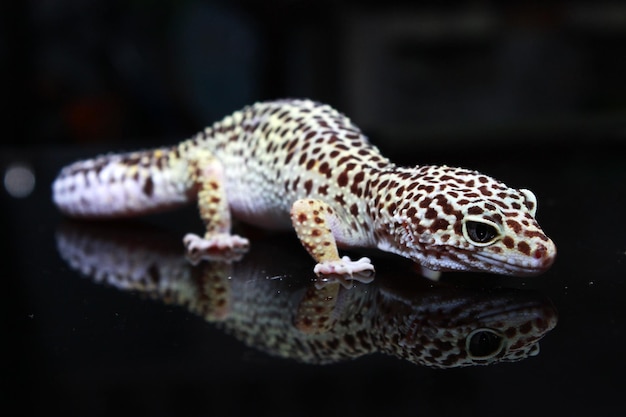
[55,221,557,368]
[4,143,626,416]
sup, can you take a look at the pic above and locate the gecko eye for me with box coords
[463,219,500,246]
[466,328,504,359]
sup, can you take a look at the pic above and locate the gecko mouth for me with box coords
[469,242,556,276]
[471,251,553,276]
[424,245,554,276]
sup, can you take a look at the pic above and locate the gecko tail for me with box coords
[52,147,194,218]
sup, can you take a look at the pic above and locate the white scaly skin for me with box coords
[53,99,556,281]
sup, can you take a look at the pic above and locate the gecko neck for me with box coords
[367,166,427,260]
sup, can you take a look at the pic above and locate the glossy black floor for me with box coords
[3,138,625,417]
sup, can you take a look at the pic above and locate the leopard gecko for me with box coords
[52,99,556,282]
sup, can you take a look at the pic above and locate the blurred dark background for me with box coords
[3,2,626,416]
[1,1,625,154]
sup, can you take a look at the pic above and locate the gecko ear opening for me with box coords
[519,189,537,217]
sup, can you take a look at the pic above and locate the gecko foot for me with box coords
[313,256,375,289]
[184,233,249,264]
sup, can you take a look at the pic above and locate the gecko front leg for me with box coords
[183,151,249,263]
[290,199,374,286]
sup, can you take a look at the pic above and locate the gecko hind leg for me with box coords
[290,198,375,286]
[183,153,249,263]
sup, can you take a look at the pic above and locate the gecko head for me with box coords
[387,166,556,276]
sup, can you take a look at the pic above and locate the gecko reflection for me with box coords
[56,221,557,369]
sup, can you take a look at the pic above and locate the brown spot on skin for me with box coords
[493,200,509,209]
[334,194,346,205]
[525,230,549,241]
[479,185,493,196]
[304,180,313,194]
[387,202,397,215]
[337,155,351,166]
[338,172,349,187]
[467,206,483,215]
[454,221,463,235]
[353,171,365,185]
[502,236,515,249]
[319,162,331,177]
[419,197,432,209]
[506,219,522,233]
[350,203,359,216]
[435,195,455,215]
[407,207,417,219]
[425,208,437,219]
[430,218,449,232]
[406,182,418,192]
[318,185,329,195]
[297,213,307,223]
[518,241,531,256]
[143,178,154,196]
[306,159,316,170]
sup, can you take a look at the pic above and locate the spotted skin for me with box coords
[55,223,558,368]
[53,99,556,281]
